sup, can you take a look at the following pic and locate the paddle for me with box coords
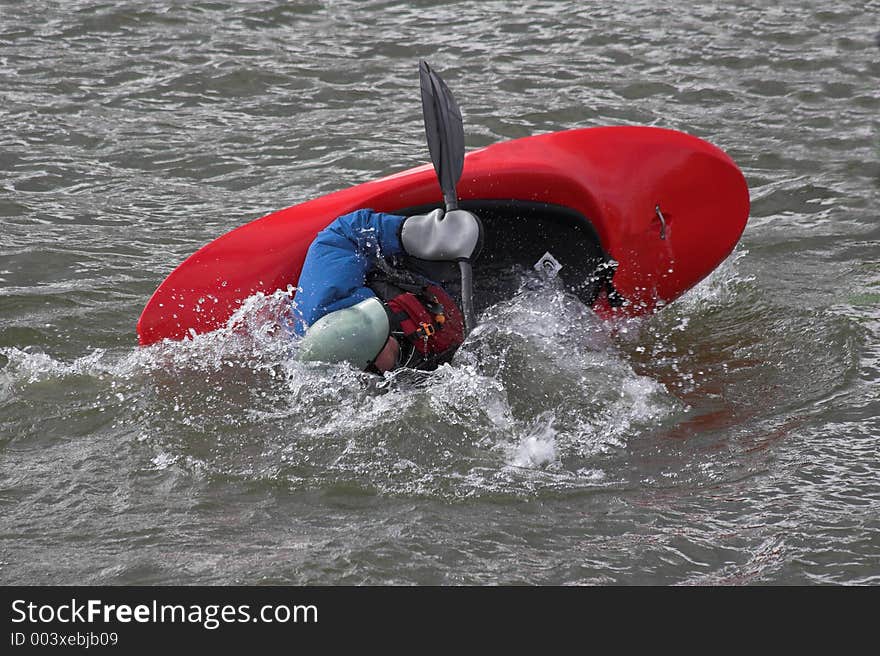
[418,60,476,334]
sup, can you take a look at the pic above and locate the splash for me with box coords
[508,413,558,468]
[1,273,678,498]
[674,245,754,312]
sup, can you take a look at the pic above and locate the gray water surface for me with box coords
[1,0,879,585]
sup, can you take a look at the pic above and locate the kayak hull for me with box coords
[137,126,750,346]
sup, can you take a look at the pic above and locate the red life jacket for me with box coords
[385,283,464,368]
[367,259,465,370]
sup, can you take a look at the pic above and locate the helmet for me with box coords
[296,297,390,371]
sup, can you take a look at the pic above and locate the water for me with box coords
[1,0,878,585]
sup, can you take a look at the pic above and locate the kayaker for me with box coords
[290,207,482,374]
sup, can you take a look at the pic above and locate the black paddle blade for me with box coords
[419,60,465,210]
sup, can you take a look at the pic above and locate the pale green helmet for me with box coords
[296,297,390,371]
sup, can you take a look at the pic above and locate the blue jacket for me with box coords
[290,209,406,335]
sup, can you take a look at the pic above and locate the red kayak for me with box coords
[137,126,750,346]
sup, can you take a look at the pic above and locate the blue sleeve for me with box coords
[289,209,406,334]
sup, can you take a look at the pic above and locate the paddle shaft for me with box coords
[419,61,476,334]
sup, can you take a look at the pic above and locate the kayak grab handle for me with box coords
[654,204,667,240]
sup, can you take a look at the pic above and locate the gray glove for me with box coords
[400,208,483,262]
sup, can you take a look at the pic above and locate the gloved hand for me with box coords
[400,208,483,262]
